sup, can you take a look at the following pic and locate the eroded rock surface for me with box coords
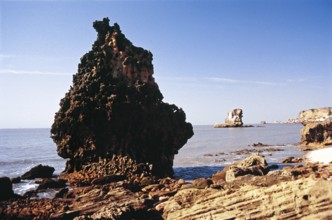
[301,121,332,147]
[2,155,332,219]
[163,162,332,220]
[51,18,193,177]
[214,108,252,128]
[299,108,332,148]
[224,108,243,126]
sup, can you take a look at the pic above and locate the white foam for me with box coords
[13,180,38,195]
[305,147,332,164]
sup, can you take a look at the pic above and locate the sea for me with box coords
[0,124,305,195]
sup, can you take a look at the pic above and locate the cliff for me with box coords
[299,107,332,125]
[51,18,193,177]
[299,108,332,148]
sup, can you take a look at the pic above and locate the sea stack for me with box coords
[214,108,246,128]
[299,107,332,147]
[51,18,193,177]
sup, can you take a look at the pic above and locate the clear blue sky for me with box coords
[0,0,331,128]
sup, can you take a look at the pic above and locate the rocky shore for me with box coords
[1,154,332,219]
[1,19,331,219]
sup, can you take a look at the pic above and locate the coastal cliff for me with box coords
[299,107,332,125]
[51,18,193,177]
[299,108,332,148]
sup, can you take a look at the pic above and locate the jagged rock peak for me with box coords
[51,18,193,178]
[74,17,155,88]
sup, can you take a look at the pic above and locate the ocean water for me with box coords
[0,124,304,194]
[173,124,304,179]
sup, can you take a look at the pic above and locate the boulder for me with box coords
[21,164,55,179]
[212,154,269,183]
[0,177,14,200]
[51,18,193,178]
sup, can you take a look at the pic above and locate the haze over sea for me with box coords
[0,124,304,194]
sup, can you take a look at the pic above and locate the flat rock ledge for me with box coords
[1,155,332,219]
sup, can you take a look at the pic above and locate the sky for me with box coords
[0,0,331,128]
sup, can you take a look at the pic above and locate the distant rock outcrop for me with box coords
[299,108,332,148]
[51,18,193,178]
[214,108,250,128]
[299,107,332,125]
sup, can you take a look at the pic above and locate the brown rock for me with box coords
[282,157,303,163]
[212,154,269,183]
[36,178,66,190]
[300,121,332,147]
[0,177,14,201]
[192,178,213,189]
[21,164,55,179]
[51,17,193,178]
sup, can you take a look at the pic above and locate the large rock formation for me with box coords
[51,18,193,177]
[224,108,243,126]
[299,108,332,147]
[214,108,248,128]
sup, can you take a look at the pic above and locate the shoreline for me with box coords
[305,146,332,164]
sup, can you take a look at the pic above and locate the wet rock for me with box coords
[11,177,21,184]
[55,188,69,198]
[51,17,193,178]
[0,177,14,201]
[36,178,66,190]
[252,142,269,147]
[282,157,303,163]
[233,148,261,155]
[21,164,55,179]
